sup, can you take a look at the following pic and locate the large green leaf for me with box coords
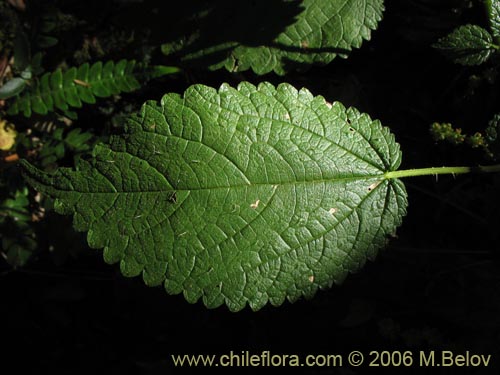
[21,82,408,311]
[161,0,384,75]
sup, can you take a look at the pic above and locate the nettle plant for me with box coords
[4,0,500,311]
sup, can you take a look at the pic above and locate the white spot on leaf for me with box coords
[368,181,382,191]
[250,199,260,209]
[308,275,314,283]
[329,207,337,215]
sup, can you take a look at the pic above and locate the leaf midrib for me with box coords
[54,172,387,195]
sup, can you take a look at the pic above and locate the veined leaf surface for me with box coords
[433,24,496,66]
[21,82,408,311]
[161,0,384,75]
[487,0,500,40]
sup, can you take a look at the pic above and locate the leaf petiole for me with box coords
[384,164,500,179]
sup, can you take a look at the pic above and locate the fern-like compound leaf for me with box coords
[7,60,179,117]
[21,82,408,311]
[161,0,384,75]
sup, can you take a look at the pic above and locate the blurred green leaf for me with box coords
[433,24,498,65]
[13,29,30,72]
[0,77,27,99]
[37,35,58,49]
[487,0,500,40]
[3,235,37,268]
[486,113,500,160]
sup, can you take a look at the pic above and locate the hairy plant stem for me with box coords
[384,164,500,179]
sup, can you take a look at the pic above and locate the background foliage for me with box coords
[1,0,500,373]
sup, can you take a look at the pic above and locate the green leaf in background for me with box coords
[0,77,27,100]
[21,82,408,311]
[161,0,384,75]
[486,113,500,160]
[7,60,180,117]
[0,188,37,268]
[433,24,498,66]
[13,29,31,72]
[2,236,37,268]
[487,0,500,40]
[38,127,95,170]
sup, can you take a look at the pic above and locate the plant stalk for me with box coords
[384,164,500,179]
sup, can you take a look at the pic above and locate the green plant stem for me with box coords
[385,164,500,179]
